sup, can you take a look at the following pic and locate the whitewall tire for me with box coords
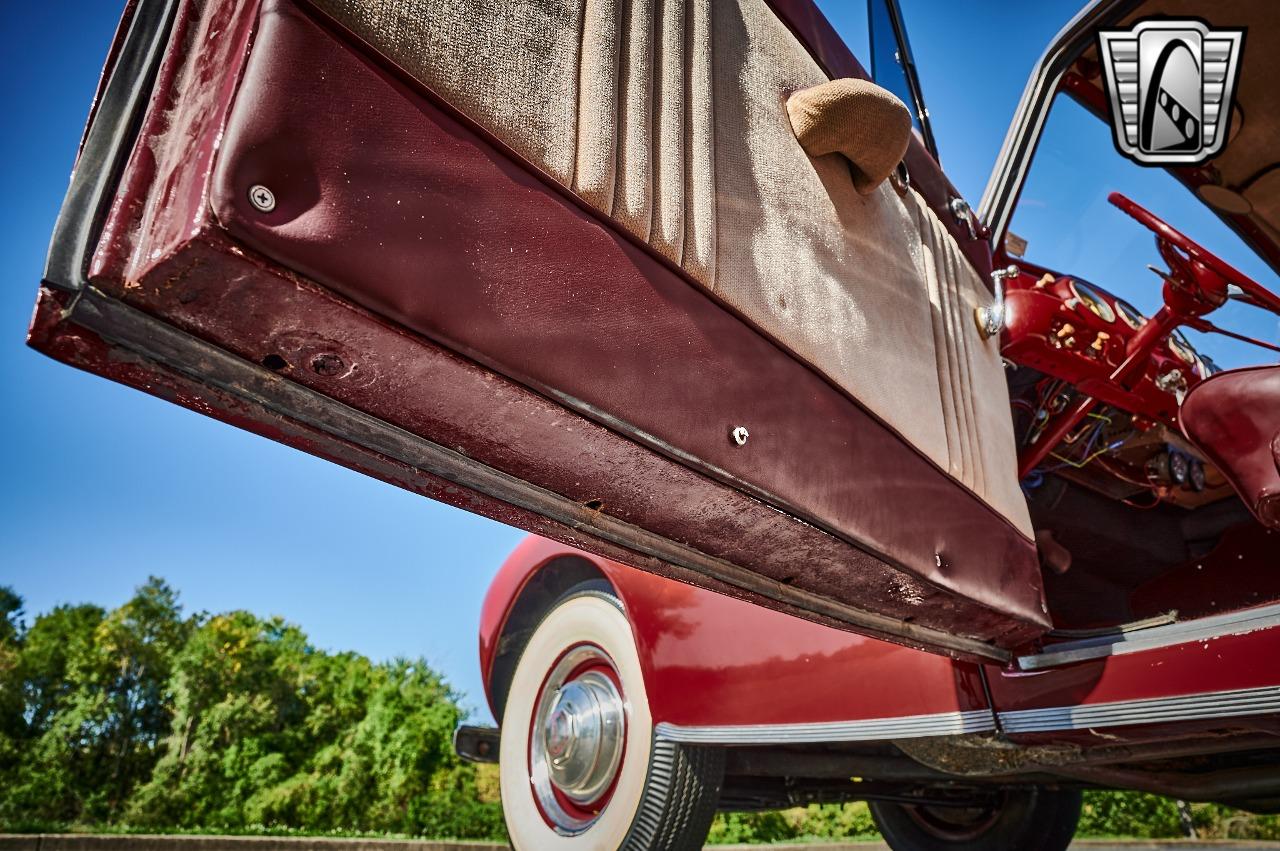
[499,589,723,850]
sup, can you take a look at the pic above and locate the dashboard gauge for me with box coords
[1114,298,1147,330]
[1189,459,1207,492]
[1169,330,1198,365]
[1069,279,1116,323]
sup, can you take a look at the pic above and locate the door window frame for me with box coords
[977,0,1143,249]
[867,0,941,162]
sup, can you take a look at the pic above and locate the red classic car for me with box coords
[27,0,1280,847]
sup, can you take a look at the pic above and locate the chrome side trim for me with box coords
[999,686,1280,734]
[653,687,1280,745]
[1018,602,1280,671]
[654,709,996,745]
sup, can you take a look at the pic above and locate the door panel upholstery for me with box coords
[309,0,1032,536]
[20,0,1055,664]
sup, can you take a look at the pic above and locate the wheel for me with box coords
[499,587,723,850]
[870,787,1082,851]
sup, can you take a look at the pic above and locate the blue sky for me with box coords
[2,1,1275,726]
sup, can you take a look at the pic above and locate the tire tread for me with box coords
[620,737,724,851]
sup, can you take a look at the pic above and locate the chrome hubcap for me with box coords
[530,645,626,833]
[543,672,624,802]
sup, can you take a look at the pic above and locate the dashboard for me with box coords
[1001,264,1210,428]
[999,261,1229,507]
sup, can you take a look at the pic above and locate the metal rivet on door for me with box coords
[248,184,276,213]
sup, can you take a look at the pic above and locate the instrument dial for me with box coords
[1069,279,1117,323]
[1168,330,1198,366]
[1114,298,1147,331]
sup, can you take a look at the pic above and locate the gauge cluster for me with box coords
[1000,265,1208,428]
[1001,263,1235,508]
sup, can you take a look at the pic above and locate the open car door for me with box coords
[30,0,1050,661]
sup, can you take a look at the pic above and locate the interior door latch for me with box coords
[975,265,1020,340]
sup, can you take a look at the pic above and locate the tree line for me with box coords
[0,579,502,838]
[1,579,1276,842]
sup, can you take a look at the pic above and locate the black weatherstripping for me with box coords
[42,0,179,293]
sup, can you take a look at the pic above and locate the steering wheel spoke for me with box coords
[1110,192,1280,316]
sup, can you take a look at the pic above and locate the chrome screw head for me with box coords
[731,425,749,446]
[248,184,276,213]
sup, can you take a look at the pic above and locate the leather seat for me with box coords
[1180,365,1280,529]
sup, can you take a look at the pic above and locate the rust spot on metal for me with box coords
[311,352,345,376]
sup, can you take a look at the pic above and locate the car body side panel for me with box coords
[485,536,1280,750]
[992,631,1280,711]
[481,536,990,726]
[619,557,992,727]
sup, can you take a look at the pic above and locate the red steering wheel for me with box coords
[1108,192,1280,316]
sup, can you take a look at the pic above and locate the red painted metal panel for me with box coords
[1000,270,1207,428]
[991,627,1280,713]
[986,623,1280,746]
[483,537,988,726]
[617,561,990,726]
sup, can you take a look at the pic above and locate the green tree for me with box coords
[707,803,879,844]
[0,578,188,826]
[126,611,321,828]
[125,607,502,839]
[0,587,21,645]
[0,587,27,807]
[1,598,107,825]
[1077,789,1184,838]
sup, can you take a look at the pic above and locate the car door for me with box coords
[29,0,1047,660]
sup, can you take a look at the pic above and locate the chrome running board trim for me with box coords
[654,685,1280,746]
[998,685,1280,734]
[1018,602,1280,671]
[654,709,996,744]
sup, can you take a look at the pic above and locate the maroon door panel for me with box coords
[210,1,1045,630]
[30,0,1049,659]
